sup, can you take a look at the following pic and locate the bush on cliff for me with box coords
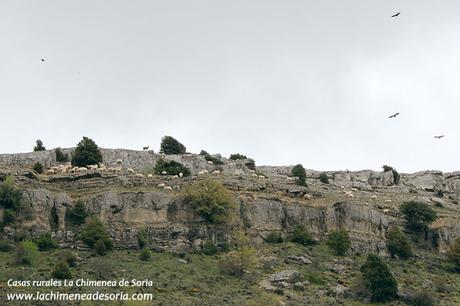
[71,137,103,167]
[78,217,113,251]
[55,147,69,162]
[400,201,437,232]
[218,231,256,277]
[32,162,44,174]
[326,229,351,256]
[319,172,330,184]
[447,236,460,272]
[139,248,152,261]
[33,232,58,251]
[382,165,401,185]
[229,153,247,160]
[386,227,412,259]
[0,176,22,225]
[360,254,398,302]
[159,136,186,155]
[264,232,284,244]
[52,260,72,279]
[66,200,88,226]
[290,225,314,246]
[154,159,190,176]
[183,179,237,224]
[291,164,307,186]
[15,240,39,265]
[200,150,224,165]
[33,139,46,151]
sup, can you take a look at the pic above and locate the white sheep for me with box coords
[173,185,180,190]
[164,186,173,191]
[116,159,123,164]
[147,174,153,178]
[179,172,183,178]
[45,169,55,175]
[88,164,98,170]
[385,199,392,203]
[371,195,377,199]
[207,160,214,165]
[252,173,258,178]
[212,170,220,175]
[126,168,135,174]
[157,183,166,188]
[383,208,390,214]
[258,175,266,179]
[77,167,88,172]
[173,175,179,179]
[161,171,167,175]
[135,173,144,178]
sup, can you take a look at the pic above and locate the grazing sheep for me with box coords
[173,175,179,179]
[207,161,214,165]
[212,170,220,175]
[143,146,149,150]
[234,171,240,177]
[77,167,88,172]
[249,170,256,173]
[179,172,183,178]
[135,173,144,178]
[116,159,123,164]
[371,195,377,199]
[385,199,392,203]
[147,174,153,178]
[157,183,166,188]
[198,170,206,175]
[252,173,258,178]
[88,164,98,170]
[344,191,354,198]
[164,186,173,191]
[161,171,167,175]
[70,167,79,173]
[45,169,55,175]
[173,185,180,190]
[383,208,390,214]
[126,168,135,174]
[258,175,266,179]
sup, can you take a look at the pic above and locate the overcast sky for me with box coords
[1,1,459,172]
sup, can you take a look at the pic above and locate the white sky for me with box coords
[0,1,459,172]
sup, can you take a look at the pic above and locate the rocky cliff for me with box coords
[0,149,459,254]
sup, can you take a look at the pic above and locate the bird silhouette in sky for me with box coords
[388,113,400,119]
[41,58,45,62]
[434,135,445,139]
[392,12,400,18]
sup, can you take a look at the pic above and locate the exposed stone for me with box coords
[269,270,301,283]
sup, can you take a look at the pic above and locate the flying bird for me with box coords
[143,146,149,150]
[391,12,400,18]
[434,135,445,139]
[41,58,45,62]
[388,113,400,119]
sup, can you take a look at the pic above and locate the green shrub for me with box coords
[159,136,186,155]
[408,292,436,306]
[33,139,46,151]
[291,164,307,186]
[382,165,400,185]
[15,240,39,265]
[447,236,460,272]
[52,260,72,279]
[229,153,247,160]
[0,176,22,211]
[183,179,237,224]
[218,231,256,277]
[154,159,190,176]
[55,148,69,162]
[202,241,219,255]
[0,176,22,225]
[32,162,44,174]
[71,136,103,167]
[0,240,13,252]
[319,172,329,184]
[139,248,151,261]
[360,254,398,302]
[78,217,113,251]
[62,250,77,267]
[95,239,107,256]
[290,225,314,246]
[400,201,437,231]
[66,201,88,226]
[137,228,147,249]
[33,232,58,251]
[244,159,256,171]
[326,229,351,256]
[200,150,224,165]
[386,227,412,259]
[264,232,283,243]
